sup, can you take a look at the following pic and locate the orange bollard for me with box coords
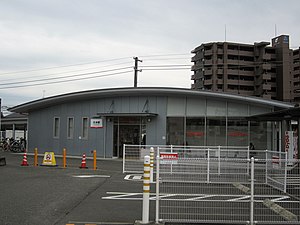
[63,148,67,168]
[34,148,38,166]
[93,150,97,170]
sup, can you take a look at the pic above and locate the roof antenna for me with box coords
[275,24,277,37]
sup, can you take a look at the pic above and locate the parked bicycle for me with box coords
[0,138,26,152]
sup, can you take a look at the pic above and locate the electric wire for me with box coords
[0,66,133,87]
[0,56,132,76]
[0,70,133,90]
[0,61,133,82]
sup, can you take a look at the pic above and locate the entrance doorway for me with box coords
[113,117,146,158]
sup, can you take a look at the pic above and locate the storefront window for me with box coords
[227,118,248,146]
[167,117,184,145]
[186,118,205,146]
[207,117,226,146]
[250,121,270,150]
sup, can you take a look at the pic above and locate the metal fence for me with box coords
[155,149,300,224]
[123,144,250,173]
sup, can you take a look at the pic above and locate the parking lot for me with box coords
[0,152,154,225]
[1,151,299,225]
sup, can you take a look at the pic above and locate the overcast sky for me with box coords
[1,0,300,108]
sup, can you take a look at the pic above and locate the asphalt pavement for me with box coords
[0,151,154,225]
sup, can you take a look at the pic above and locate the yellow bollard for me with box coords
[63,148,67,168]
[34,148,38,166]
[93,150,97,170]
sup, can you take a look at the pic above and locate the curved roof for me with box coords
[9,87,293,113]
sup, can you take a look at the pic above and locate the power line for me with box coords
[0,66,132,86]
[0,70,133,90]
[0,61,133,83]
[0,57,132,76]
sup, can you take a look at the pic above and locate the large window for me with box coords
[82,117,89,139]
[250,121,271,150]
[206,117,226,146]
[53,117,60,138]
[186,118,205,146]
[227,118,248,146]
[67,117,74,139]
[167,117,184,145]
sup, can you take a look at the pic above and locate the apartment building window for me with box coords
[82,117,89,139]
[67,117,74,139]
[53,117,60,138]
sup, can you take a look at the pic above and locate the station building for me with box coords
[9,87,294,157]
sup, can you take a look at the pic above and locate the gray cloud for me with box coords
[0,0,299,106]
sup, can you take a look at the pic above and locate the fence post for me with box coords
[207,148,210,183]
[34,148,38,167]
[265,150,268,184]
[155,147,160,224]
[218,145,221,175]
[150,147,154,183]
[250,157,254,225]
[122,144,126,173]
[142,155,150,224]
[247,145,250,175]
[284,152,287,193]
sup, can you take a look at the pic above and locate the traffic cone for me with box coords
[79,153,88,169]
[21,152,29,166]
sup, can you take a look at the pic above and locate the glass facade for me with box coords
[186,118,205,146]
[167,117,184,145]
[167,116,271,149]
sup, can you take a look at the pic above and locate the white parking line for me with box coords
[102,192,299,203]
[72,175,110,178]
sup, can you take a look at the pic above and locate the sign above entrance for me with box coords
[90,118,103,128]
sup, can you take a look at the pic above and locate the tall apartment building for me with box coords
[191,35,298,102]
[294,47,300,102]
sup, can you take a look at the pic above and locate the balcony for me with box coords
[216,79,223,84]
[262,84,271,90]
[261,73,271,80]
[217,69,223,74]
[227,69,239,75]
[262,64,271,70]
[204,69,213,75]
[204,49,213,55]
[263,54,271,60]
[239,90,254,96]
[204,79,213,85]
[191,54,202,62]
[191,64,202,71]
[204,59,213,65]
[191,75,195,80]
[227,79,239,85]
[238,50,254,57]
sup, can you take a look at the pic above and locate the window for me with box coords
[53,117,60,138]
[227,118,248,146]
[167,117,184,145]
[206,117,226,146]
[186,118,205,146]
[82,117,89,139]
[67,117,74,139]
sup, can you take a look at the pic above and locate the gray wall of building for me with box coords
[27,95,167,156]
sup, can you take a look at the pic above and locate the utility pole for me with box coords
[133,57,142,88]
